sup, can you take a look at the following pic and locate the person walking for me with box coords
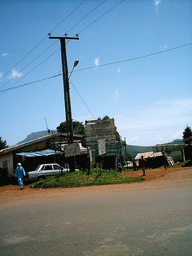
[162,151,168,169]
[15,163,25,189]
[140,156,146,176]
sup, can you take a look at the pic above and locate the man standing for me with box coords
[15,163,25,189]
[162,151,168,169]
[140,156,146,176]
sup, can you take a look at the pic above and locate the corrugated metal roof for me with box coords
[135,152,163,160]
[0,133,82,155]
[0,134,58,154]
[16,149,61,157]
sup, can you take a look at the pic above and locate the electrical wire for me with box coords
[1,0,124,94]
[0,0,104,91]
[65,0,106,35]
[0,42,191,94]
[0,74,61,93]
[0,0,86,86]
[78,0,124,35]
[0,1,105,93]
[70,80,96,119]
[73,42,192,73]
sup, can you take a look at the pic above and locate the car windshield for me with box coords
[35,165,40,171]
[34,165,41,172]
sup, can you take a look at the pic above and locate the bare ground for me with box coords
[0,165,192,206]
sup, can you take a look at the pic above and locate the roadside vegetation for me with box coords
[30,169,145,188]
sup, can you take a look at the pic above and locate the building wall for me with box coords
[0,152,13,177]
[0,134,83,177]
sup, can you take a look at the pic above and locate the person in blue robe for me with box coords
[15,163,25,189]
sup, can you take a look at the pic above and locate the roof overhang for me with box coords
[15,149,61,157]
[135,152,163,160]
[0,133,83,155]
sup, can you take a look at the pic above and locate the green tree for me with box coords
[57,120,85,135]
[183,125,192,144]
[0,137,8,150]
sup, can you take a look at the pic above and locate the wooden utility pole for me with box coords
[49,36,79,172]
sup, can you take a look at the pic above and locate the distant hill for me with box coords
[17,130,57,144]
[125,145,153,158]
[165,139,183,145]
[125,139,183,158]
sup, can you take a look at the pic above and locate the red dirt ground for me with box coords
[1,165,192,206]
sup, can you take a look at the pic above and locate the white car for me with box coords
[27,163,67,180]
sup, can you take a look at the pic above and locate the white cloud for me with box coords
[117,68,121,73]
[173,130,183,140]
[8,68,22,80]
[94,57,99,68]
[161,45,167,51]
[155,0,160,12]
[155,0,160,6]
[2,53,9,57]
[114,97,192,145]
[129,136,140,143]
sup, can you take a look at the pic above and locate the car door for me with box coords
[53,164,62,175]
[42,164,54,177]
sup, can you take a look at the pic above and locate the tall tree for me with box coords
[0,137,8,150]
[57,120,85,135]
[183,125,192,144]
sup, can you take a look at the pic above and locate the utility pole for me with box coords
[49,36,79,172]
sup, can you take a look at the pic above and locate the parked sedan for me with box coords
[27,163,67,180]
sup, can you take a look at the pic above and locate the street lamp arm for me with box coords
[68,60,79,80]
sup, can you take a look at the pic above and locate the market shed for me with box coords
[135,151,167,169]
[0,133,84,177]
[135,152,163,160]
[153,144,184,162]
[182,137,192,161]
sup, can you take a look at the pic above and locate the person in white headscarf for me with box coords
[15,163,25,189]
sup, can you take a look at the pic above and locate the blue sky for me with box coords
[0,0,192,146]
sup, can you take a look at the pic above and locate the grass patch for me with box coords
[29,169,145,188]
[172,161,185,167]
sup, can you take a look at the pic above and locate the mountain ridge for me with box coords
[17,130,57,144]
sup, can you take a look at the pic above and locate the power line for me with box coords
[0,42,191,94]
[73,42,192,73]
[65,0,107,35]
[50,0,86,35]
[0,0,86,89]
[70,80,96,119]
[1,0,124,94]
[0,0,104,91]
[0,74,61,93]
[78,0,124,35]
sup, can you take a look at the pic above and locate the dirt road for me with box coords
[1,165,192,256]
[1,165,192,206]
